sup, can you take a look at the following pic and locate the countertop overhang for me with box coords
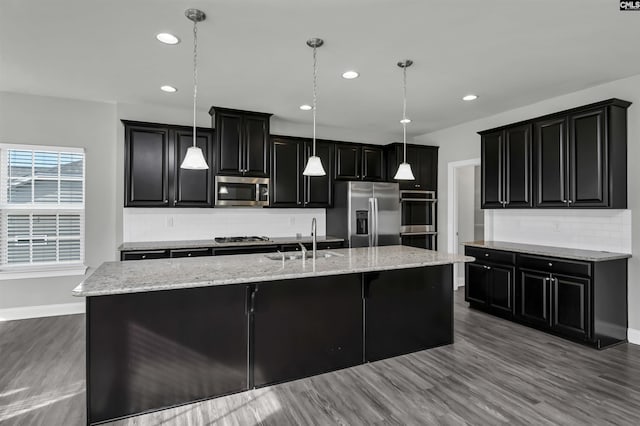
[463,241,631,262]
[73,245,473,297]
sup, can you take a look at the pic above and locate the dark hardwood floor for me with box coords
[2,289,640,425]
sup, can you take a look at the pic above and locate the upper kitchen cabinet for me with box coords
[270,136,333,208]
[480,124,532,208]
[334,143,385,181]
[209,107,272,177]
[533,99,630,209]
[123,121,214,208]
[480,99,630,209]
[386,143,438,191]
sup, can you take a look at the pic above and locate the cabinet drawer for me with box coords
[170,248,212,258]
[121,250,170,261]
[465,247,515,265]
[519,254,591,277]
[213,245,279,256]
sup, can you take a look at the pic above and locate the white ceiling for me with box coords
[2,0,640,136]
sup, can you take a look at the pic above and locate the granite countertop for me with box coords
[463,241,631,262]
[73,245,474,297]
[118,235,345,251]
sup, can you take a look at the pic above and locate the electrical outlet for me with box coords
[166,216,174,227]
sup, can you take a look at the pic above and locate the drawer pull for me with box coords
[142,255,146,259]
[485,253,489,257]
[484,265,491,270]
[188,253,192,257]
[548,262,553,267]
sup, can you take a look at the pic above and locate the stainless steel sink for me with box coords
[264,251,343,261]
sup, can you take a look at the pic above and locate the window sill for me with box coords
[0,265,87,280]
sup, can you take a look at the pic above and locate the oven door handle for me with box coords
[400,198,438,202]
[400,232,438,236]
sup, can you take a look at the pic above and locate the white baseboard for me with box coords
[0,302,85,321]
[454,277,465,290]
[628,328,640,345]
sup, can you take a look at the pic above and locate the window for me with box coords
[0,144,86,278]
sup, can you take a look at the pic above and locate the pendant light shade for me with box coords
[394,162,415,180]
[303,38,326,177]
[181,146,209,169]
[393,60,415,181]
[181,8,209,170]
[303,155,325,176]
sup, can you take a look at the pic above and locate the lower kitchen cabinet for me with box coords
[252,274,363,387]
[364,265,453,362]
[465,245,628,349]
[87,284,249,424]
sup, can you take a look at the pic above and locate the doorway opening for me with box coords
[447,159,483,290]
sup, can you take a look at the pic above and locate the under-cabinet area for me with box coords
[464,241,629,349]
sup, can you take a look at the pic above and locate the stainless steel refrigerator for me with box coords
[327,181,401,248]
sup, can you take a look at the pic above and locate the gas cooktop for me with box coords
[214,236,271,243]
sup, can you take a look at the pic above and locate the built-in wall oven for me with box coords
[400,190,437,250]
[215,176,269,207]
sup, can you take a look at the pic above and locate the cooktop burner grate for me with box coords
[214,236,271,243]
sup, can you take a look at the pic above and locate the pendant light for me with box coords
[180,8,209,170]
[302,38,326,177]
[394,60,415,180]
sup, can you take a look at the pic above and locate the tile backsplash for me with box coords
[123,208,326,242]
[485,209,632,254]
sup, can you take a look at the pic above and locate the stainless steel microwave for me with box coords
[214,176,270,207]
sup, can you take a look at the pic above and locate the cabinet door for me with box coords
[365,265,453,362]
[173,129,213,207]
[516,270,551,328]
[481,131,504,208]
[552,275,590,340]
[568,108,607,207]
[335,144,361,180]
[303,140,334,207]
[244,115,270,177]
[488,265,514,315]
[504,124,532,208]
[252,274,363,387]
[534,117,569,207]
[361,146,385,181]
[417,146,438,191]
[465,262,489,305]
[125,125,170,206]
[216,111,243,174]
[270,138,302,207]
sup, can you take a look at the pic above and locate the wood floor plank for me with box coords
[2,289,640,425]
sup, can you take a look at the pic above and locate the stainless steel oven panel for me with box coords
[400,190,436,201]
[400,225,435,234]
[215,176,270,207]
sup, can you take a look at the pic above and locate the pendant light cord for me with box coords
[192,19,198,148]
[312,45,318,156]
[402,65,407,163]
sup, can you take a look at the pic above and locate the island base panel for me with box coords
[364,265,454,362]
[87,285,249,425]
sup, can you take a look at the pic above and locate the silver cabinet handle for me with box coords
[485,253,489,257]
[548,262,553,266]
[142,255,147,259]
[568,200,573,204]
[484,265,491,270]
[562,199,568,203]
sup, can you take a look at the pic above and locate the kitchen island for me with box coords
[74,245,472,425]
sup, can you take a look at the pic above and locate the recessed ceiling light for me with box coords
[342,70,359,79]
[299,104,312,111]
[462,94,478,101]
[160,85,177,93]
[156,33,180,45]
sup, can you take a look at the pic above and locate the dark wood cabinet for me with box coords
[516,269,552,328]
[334,143,385,181]
[481,99,630,209]
[465,245,628,349]
[124,124,170,207]
[364,266,453,362]
[480,124,532,208]
[334,143,361,180]
[173,129,214,207]
[210,107,271,177]
[252,274,363,387]
[270,136,333,208]
[386,143,438,190]
[464,247,515,317]
[123,121,214,208]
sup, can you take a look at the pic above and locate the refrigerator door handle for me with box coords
[368,197,375,247]
[373,198,379,247]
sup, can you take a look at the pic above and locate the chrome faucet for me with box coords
[311,217,317,259]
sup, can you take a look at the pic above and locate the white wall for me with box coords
[455,166,475,282]
[414,72,640,332]
[123,208,325,242]
[0,92,118,309]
